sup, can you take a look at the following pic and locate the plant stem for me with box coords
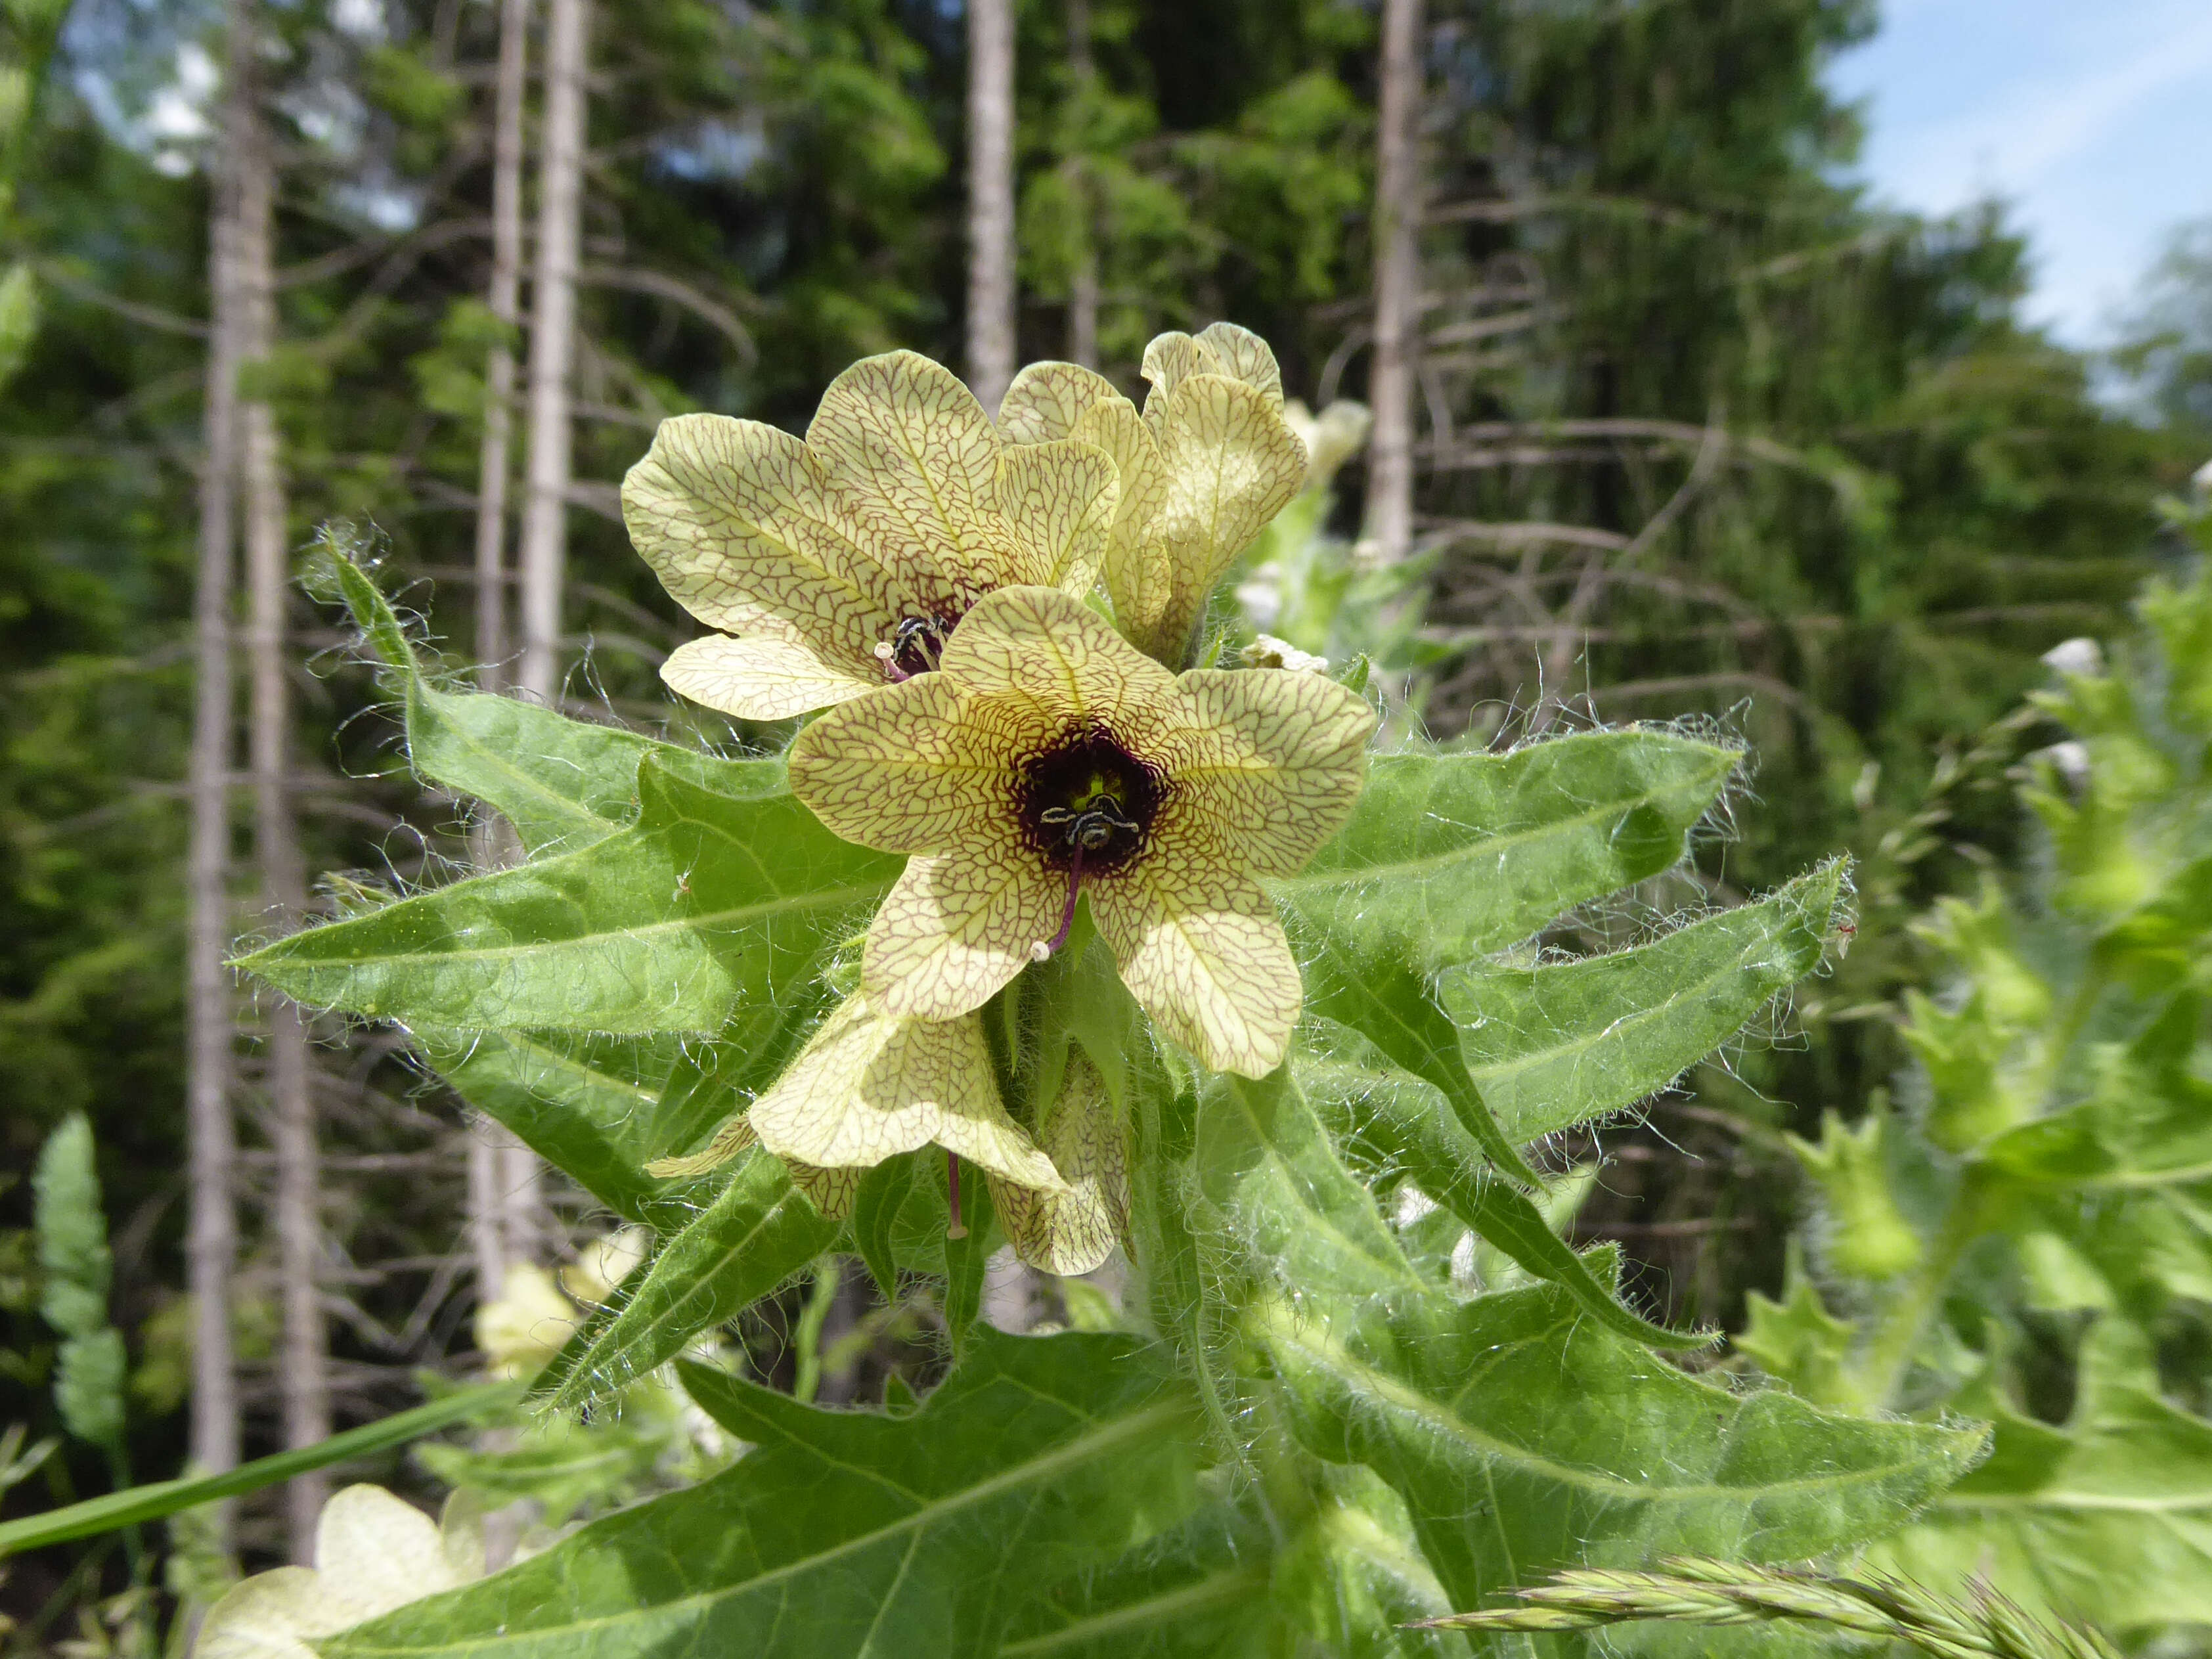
[1856,1180,1980,1409]
[793,1258,840,1404]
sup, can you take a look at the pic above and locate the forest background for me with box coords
[3,0,2211,1644]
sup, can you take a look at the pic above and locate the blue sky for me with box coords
[1825,0,2212,343]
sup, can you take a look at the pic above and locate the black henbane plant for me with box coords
[231,326,1982,1656]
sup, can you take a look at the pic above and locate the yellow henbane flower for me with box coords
[647,989,1129,1272]
[623,350,1118,720]
[998,323,1310,669]
[788,585,1376,1078]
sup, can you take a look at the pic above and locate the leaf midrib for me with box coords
[268,880,887,971]
[1265,1311,1955,1503]
[340,1398,1185,1656]
[1458,906,1812,1094]
[1277,759,1729,898]
[994,1565,1266,1655]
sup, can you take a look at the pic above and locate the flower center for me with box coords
[874,612,957,680]
[1015,728,1161,879]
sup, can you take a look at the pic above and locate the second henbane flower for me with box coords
[789,586,1376,1078]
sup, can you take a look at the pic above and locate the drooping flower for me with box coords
[646,988,1134,1272]
[623,350,1120,720]
[995,323,1311,669]
[988,1044,1128,1275]
[741,991,1062,1197]
[787,585,1375,1078]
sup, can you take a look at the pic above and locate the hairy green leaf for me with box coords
[1446,860,1847,1142]
[852,1153,916,1302]
[1312,1055,1708,1350]
[1869,1317,2212,1631]
[994,1499,1273,1658]
[421,1032,682,1225]
[420,996,824,1227]
[1275,732,1739,965]
[1293,921,1547,1189]
[544,1149,837,1415]
[237,756,895,1032]
[330,550,782,854]
[329,1332,1199,1659]
[1197,1068,1428,1304]
[1255,1280,1987,1612]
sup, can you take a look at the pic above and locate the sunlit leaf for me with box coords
[328,1332,1199,1659]
[237,755,896,1033]
[1445,860,1847,1142]
[329,549,782,855]
[1275,732,1740,966]
[544,1149,839,1415]
[1256,1281,1986,1613]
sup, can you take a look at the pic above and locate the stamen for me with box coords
[945,1149,967,1239]
[873,640,911,684]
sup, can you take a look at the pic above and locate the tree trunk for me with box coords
[187,9,245,1551]
[512,0,592,1266]
[1064,0,1097,370]
[232,4,328,1558]
[1364,0,1424,565]
[468,0,533,1303]
[966,0,1017,410]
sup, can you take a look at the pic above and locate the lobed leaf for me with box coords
[328,1332,1199,1659]
[1275,731,1740,967]
[1256,1281,1987,1614]
[544,1149,839,1416]
[237,756,896,1033]
[330,550,782,855]
[1445,860,1848,1143]
[1869,1318,2212,1631]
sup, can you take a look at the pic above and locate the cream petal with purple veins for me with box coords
[787,585,1375,1076]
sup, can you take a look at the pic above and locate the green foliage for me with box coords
[542,1151,835,1415]
[329,1334,1198,1658]
[234,761,894,1031]
[32,1113,108,1343]
[1759,517,2212,1635]
[1447,860,1847,1142]
[1258,1282,1980,1607]
[214,554,1943,1655]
